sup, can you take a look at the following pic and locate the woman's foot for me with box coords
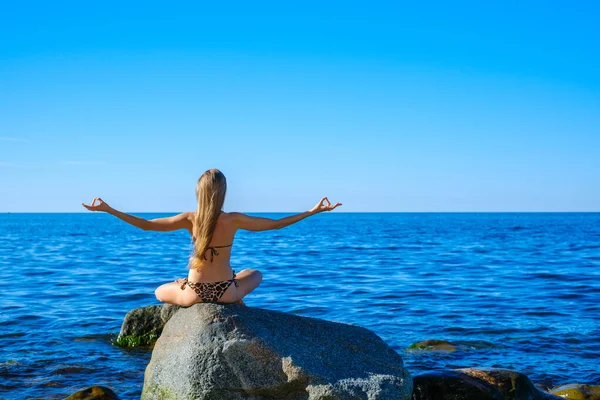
[234,299,246,306]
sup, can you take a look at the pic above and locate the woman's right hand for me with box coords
[310,197,342,214]
[82,197,112,212]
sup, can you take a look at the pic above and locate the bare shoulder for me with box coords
[226,211,249,222]
[178,212,194,227]
[184,211,195,221]
[221,211,240,222]
[182,212,195,233]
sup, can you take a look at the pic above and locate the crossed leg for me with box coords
[231,269,263,300]
[154,268,263,307]
[154,281,198,307]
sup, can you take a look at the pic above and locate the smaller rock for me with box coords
[550,383,600,400]
[116,304,180,347]
[408,340,457,351]
[412,368,561,400]
[65,385,119,400]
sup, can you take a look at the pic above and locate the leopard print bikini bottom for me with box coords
[179,271,239,302]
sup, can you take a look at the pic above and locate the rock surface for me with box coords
[141,303,412,400]
[65,385,120,400]
[116,304,180,347]
[412,368,561,400]
[550,383,600,399]
[408,339,457,352]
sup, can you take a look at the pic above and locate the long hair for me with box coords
[190,169,227,271]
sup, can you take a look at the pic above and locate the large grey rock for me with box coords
[141,303,412,400]
[116,304,180,347]
[412,368,561,400]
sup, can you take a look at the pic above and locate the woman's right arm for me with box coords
[231,197,341,232]
[82,197,192,232]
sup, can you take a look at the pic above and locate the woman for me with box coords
[82,169,341,306]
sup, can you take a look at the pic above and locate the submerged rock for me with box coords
[116,304,180,347]
[142,303,412,400]
[550,383,600,399]
[65,385,119,400]
[408,339,457,351]
[412,368,560,400]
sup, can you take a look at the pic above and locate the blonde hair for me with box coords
[190,169,227,271]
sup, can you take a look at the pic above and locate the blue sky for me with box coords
[1,1,599,212]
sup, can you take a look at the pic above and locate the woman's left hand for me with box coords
[82,197,112,212]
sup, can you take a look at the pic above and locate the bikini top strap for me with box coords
[203,243,233,262]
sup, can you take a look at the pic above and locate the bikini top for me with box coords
[203,244,232,262]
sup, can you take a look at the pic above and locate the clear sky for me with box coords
[1,1,599,212]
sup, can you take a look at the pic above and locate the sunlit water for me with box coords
[0,213,598,399]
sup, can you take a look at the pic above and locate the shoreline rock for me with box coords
[141,303,413,400]
[116,304,180,347]
[65,385,120,400]
[412,368,561,400]
[550,383,600,399]
[408,339,457,352]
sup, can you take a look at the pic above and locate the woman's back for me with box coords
[188,212,237,283]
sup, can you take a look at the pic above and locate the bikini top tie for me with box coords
[204,244,232,262]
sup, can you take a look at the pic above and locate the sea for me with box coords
[0,212,598,399]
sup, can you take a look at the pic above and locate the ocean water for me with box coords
[0,212,598,399]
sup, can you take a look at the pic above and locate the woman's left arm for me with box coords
[231,197,342,231]
[82,197,192,232]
